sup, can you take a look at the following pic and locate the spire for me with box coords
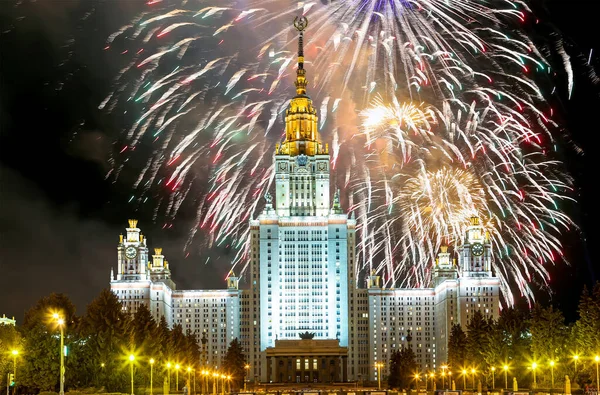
[294,16,308,96]
[276,16,326,157]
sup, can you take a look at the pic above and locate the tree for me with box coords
[529,305,567,363]
[222,338,246,391]
[18,293,78,391]
[448,323,467,371]
[466,311,491,369]
[496,307,530,364]
[81,288,130,391]
[388,347,417,390]
[0,324,23,389]
[573,283,600,387]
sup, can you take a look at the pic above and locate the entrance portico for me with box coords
[265,337,348,383]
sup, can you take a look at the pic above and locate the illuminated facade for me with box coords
[110,18,499,384]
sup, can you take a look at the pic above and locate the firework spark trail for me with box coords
[102,0,575,306]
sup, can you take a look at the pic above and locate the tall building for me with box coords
[110,17,499,385]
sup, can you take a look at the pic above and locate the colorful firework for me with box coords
[102,0,575,306]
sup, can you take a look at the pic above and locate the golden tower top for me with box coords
[276,17,327,157]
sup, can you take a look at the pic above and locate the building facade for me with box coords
[110,20,500,384]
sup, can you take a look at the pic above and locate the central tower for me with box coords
[247,20,356,375]
[274,16,330,217]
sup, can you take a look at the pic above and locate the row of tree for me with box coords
[384,283,599,391]
[0,289,247,393]
[445,283,600,390]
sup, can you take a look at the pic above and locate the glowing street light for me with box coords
[595,356,599,391]
[52,313,66,395]
[375,362,384,390]
[244,364,250,391]
[491,367,496,390]
[471,369,476,390]
[549,361,555,392]
[462,370,467,390]
[415,374,421,393]
[167,363,172,391]
[11,349,18,392]
[187,367,192,394]
[503,365,509,390]
[149,358,155,395]
[212,372,219,395]
[531,362,538,389]
[573,355,579,380]
[129,354,135,395]
[175,364,181,391]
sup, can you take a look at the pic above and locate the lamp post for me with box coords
[462,370,467,390]
[176,364,180,391]
[415,374,420,393]
[471,369,476,390]
[244,364,250,391]
[595,356,599,392]
[430,373,435,391]
[573,355,579,382]
[188,367,192,394]
[167,363,172,392]
[491,367,496,390]
[503,365,508,390]
[531,363,537,390]
[441,365,447,390]
[375,362,383,390]
[149,359,155,395]
[53,314,65,395]
[549,361,555,393]
[11,350,18,393]
[227,376,231,394]
[129,355,135,395]
[213,372,218,395]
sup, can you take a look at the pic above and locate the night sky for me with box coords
[0,0,598,323]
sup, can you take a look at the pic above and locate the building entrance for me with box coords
[265,336,348,383]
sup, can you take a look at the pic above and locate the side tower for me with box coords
[111,220,175,324]
[455,216,500,326]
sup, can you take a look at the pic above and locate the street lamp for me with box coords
[531,363,537,390]
[129,355,135,395]
[430,373,435,391]
[573,355,579,381]
[415,374,420,392]
[595,356,600,392]
[491,367,496,390]
[11,350,18,393]
[176,364,181,391]
[149,359,155,395]
[549,361,555,393]
[188,367,192,393]
[441,365,448,389]
[244,364,250,391]
[52,313,65,395]
[471,369,476,390]
[462,370,467,390]
[167,363,172,392]
[212,372,218,395]
[220,374,226,395]
[375,362,384,390]
[503,365,508,390]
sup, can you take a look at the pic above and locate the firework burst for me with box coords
[102,0,575,305]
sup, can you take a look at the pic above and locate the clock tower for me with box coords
[457,216,492,277]
[116,219,149,281]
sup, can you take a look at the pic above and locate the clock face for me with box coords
[125,246,137,260]
[471,242,484,256]
[278,162,287,171]
[296,155,308,166]
[317,162,327,171]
